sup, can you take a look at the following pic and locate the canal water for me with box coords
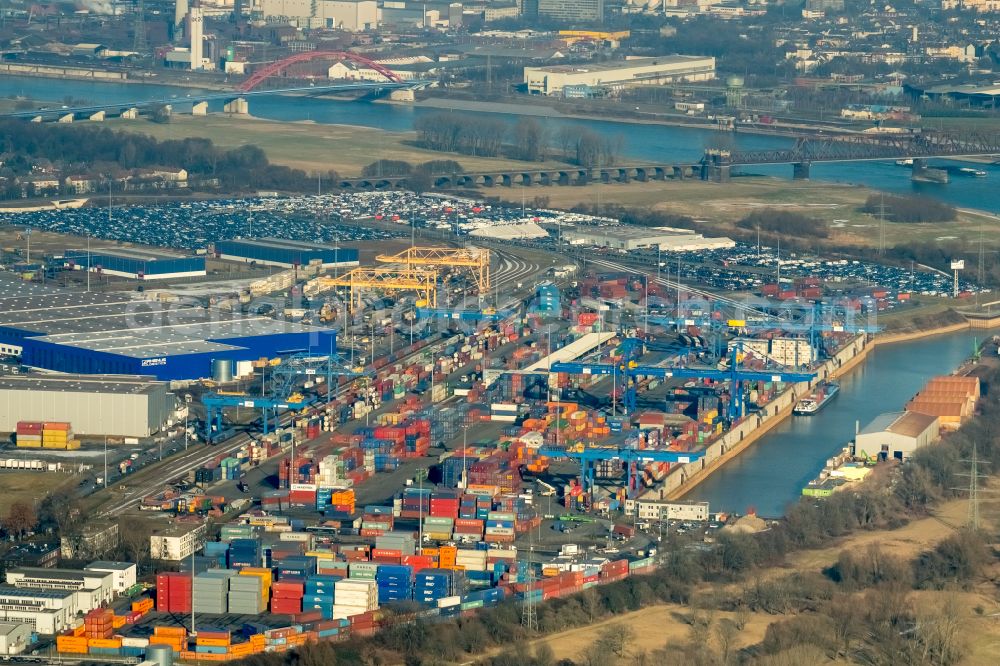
[685,330,980,517]
[2,76,999,212]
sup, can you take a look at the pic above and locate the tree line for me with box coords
[413,112,624,167]
[862,193,957,224]
[0,120,328,196]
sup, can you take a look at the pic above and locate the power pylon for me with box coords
[954,444,989,530]
[521,540,538,632]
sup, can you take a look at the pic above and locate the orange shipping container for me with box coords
[88,638,123,649]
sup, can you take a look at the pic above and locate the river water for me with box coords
[1,76,993,516]
[686,330,980,517]
[2,75,999,212]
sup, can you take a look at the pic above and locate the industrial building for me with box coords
[215,238,360,269]
[627,498,710,522]
[258,0,378,31]
[6,567,115,608]
[0,281,337,381]
[854,411,940,461]
[60,522,120,560]
[536,0,604,22]
[906,375,979,429]
[0,622,32,655]
[524,55,716,96]
[150,523,208,562]
[562,226,734,252]
[83,562,138,595]
[0,587,75,634]
[0,374,174,438]
[62,247,206,281]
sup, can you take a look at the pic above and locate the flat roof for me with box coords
[0,374,164,395]
[0,281,333,359]
[85,561,136,571]
[64,246,193,261]
[8,567,109,581]
[565,227,695,241]
[528,55,711,74]
[0,586,75,600]
[524,332,616,372]
[222,237,344,252]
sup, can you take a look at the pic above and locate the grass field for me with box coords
[496,176,1000,253]
[0,470,75,516]
[103,114,568,178]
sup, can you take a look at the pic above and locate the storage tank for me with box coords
[211,358,234,383]
[146,644,174,666]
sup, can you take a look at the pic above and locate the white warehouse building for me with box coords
[525,55,716,96]
[259,0,377,30]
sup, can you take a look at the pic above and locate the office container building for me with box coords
[215,238,360,269]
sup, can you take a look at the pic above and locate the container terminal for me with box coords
[0,194,986,662]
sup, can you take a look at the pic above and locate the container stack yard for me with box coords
[0,200,982,663]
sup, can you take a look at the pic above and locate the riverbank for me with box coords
[667,317,993,505]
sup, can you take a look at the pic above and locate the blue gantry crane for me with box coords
[551,338,816,418]
[538,443,706,499]
[202,392,310,443]
[202,353,369,443]
[269,352,370,403]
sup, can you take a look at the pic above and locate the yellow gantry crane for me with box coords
[375,246,491,293]
[304,267,438,310]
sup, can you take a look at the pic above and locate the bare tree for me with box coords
[118,517,151,571]
[716,618,740,666]
[514,117,546,162]
[4,501,36,539]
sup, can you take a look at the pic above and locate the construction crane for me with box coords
[551,338,815,418]
[376,246,491,293]
[538,444,706,499]
[304,267,438,310]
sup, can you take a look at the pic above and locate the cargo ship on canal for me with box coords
[793,381,840,415]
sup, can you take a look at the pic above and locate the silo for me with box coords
[211,359,234,383]
[146,644,174,666]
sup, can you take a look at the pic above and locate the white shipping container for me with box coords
[436,596,461,608]
[279,532,311,543]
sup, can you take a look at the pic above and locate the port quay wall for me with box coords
[664,334,870,502]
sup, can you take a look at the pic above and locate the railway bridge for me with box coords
[338,129,1000,190]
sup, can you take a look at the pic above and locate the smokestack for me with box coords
[189,6,203,71]
[175,0,189,28]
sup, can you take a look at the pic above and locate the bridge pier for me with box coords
[89,111,105,122]
[792,161,811,180]
[224,97,249,115]
[192,101,209,115]
[120,107,138,119]
[58,113,74,124]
